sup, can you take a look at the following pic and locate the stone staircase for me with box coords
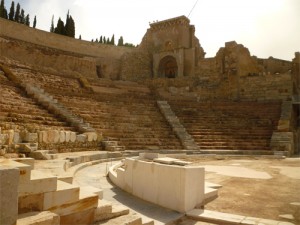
[167,100,282,153]
[24,84,95,133]
[0,158,154,225]
[0,69,74,131]
[157,101,199,150]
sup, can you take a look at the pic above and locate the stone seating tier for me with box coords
[9,68,183,150]
[168,100,282,151]
[0,77,74,131]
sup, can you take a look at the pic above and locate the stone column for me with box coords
[0,166,19,225]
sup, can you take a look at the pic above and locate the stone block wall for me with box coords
[239,73,292,101]
[0,18,132,59]
[0,37,98,79]
[0,18,134,80]
[119,50,152,81]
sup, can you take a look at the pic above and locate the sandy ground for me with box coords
[182,156,300,224]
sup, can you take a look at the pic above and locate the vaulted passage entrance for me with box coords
[158,56,178,78]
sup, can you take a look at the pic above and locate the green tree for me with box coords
[25,14,29,26]
[106,37,110,44]
[99,36,103,43]
[50,15,54,32]
[110,34,115,45]
[8,1,14,21]
[0,0,8,19]
[103,37,106,44]
[33,15,36,28]
[79,34,81,40]
[117,36,124,46]
[20,9,25,24]
[54,17,65,34]
[66,15,75,37]
[14,2,20,22]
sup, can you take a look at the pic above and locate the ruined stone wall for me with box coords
[257,57,293,74]
[239,73,292,101]
[119,50,153,81]
[0,18,132,59]
[196,58,220,82]
[0,37,98,78]
[292,52,300,97]
[0,18,134,79]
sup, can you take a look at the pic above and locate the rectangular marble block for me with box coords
[0,166,19,225]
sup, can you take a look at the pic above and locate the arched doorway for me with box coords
[158,56,178,78]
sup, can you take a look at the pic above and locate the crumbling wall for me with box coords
[119,50,153,81]
[0,18,134,80]
[256,57,293,74]
[0,37,98,79]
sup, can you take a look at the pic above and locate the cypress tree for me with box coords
[79,34,81,40]
[99,36,103,43]
[103,37,106,44]
[0,0,4,18]
[20,9,25,24]
[25,14,29,26]
[111,34,115,45]
[118,36,124,46]
[33,15,36,28]
[106,37,110,44]
[54,17,65,35]
[0,0,7,19]
[14,2,20,22]
[68,15,75,37]
[64,11,75,37]
[50,15,54,32]
[8,1,14,21]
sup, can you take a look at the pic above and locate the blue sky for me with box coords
[3,0,300,60]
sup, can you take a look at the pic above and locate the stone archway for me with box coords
[158,56,178,78]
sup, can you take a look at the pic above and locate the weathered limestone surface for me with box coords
[17,211,60,225]
[0,166,19,225]
[109,157,205,213]
[157,101,199,150]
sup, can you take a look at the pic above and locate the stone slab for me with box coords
[0,159,31,183]
[186,209,245,224]
[19,170,57,197]
[17,211,60,225]
[18,193,44,214]
[80,185,103,199]
[43,180,80,210]
[0,166,19,225]
[60,207,95,225]
[47,188,98,216]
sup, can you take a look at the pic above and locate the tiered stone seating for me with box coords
[168,99,282,152]
[0,70,74,131]
[10,68,183,150]
[1,158,152,225]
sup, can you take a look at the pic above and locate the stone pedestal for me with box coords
[0,166,19,225]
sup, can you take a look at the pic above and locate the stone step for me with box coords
[29,150,58,160]
[17,211,60,225]
[19,170,58,197]
[80,185,103,199]
[96,213,144,225]
[95,200,130,221]
[203,187,218,205]
[48,185,99,217]
[43,180,80,211]
[186,209,290,225]
[0,159,32,183]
